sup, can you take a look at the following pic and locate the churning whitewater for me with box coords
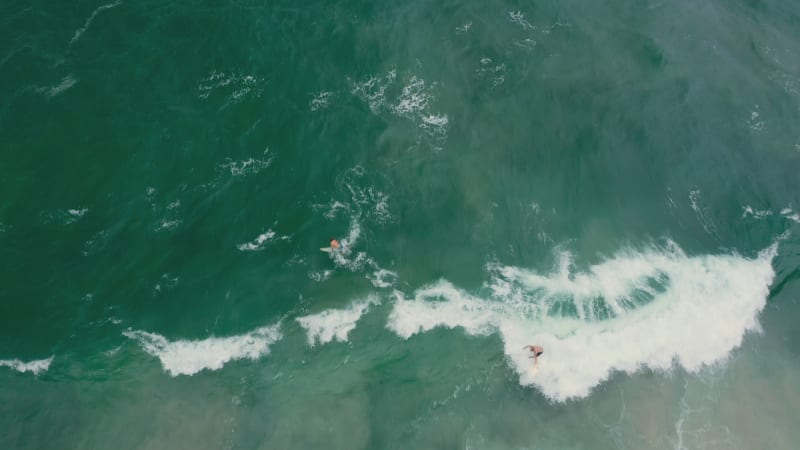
[388,241,777,401]
[123,325,282,376]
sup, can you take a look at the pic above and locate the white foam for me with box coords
[741,205,772,219]
[350,70,396,113]
[123,325,282,376]
[420,114,449,139]
[514,37,537,50]
[69,1,122,46]
[155,219,181,232]
[742,206,800,223]
[0,356,54,375]
[368,268,397,288]
[748,105,766,132]
[38,75,77,98]
[313,200,348,219]
[330,220,377,272]
[198,71,265,103]
[221,149,272,177]
[781,208,800,224]
[509,11,536,31]
[688,189,718,238]
[231,75,259,101]
[351,72,448,147]
[393,76,429,117]
[308,270,333,282]
[237,230,276,251]
[310,91,333,111]
[82,228,111,256]
[373,193,391,223]
[477,57,506,88]
[387,242,777,402]
[153,273,180,294]
[337,166,392,224]
[318,168,388,272]
[47,207,88,225]
[297,296,379,346]
[327,201,348,218]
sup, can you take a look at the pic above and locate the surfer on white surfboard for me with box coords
[523,345,544,366]
[320,237,341,254]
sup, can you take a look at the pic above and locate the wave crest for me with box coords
[297,296,380,346]
[388,242,777,401]
[0,356,54,375]
[124,325,282,376]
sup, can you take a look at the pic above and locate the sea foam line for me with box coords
[69,1,122,46]
[387,241,777,402]
[124,325,281,376]
[37,75,78,98]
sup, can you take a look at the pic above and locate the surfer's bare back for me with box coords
[523,345,544,365]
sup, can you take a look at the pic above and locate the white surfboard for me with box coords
[320,247,332,253]
[530,364,539,377]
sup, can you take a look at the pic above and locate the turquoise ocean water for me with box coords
[2,0,800,448]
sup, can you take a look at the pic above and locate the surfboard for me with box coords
[530,363,540,377]
[320,247,332,253]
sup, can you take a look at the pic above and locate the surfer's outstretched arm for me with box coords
[523,344,544,359]
[522,345,534,359]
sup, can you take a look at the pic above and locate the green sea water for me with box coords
[2,0,800,448]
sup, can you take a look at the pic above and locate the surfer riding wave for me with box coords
[523,345,543,366]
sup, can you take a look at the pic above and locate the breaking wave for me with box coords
[296,296,380,346]
[123,325,282,376]
[0,356,54,375]
[387,241,777,402]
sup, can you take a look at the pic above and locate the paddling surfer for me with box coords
[330,237,341,250]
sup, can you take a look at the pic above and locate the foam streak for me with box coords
[69,1,122,46]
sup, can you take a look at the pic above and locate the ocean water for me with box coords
[2,0,800,448]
